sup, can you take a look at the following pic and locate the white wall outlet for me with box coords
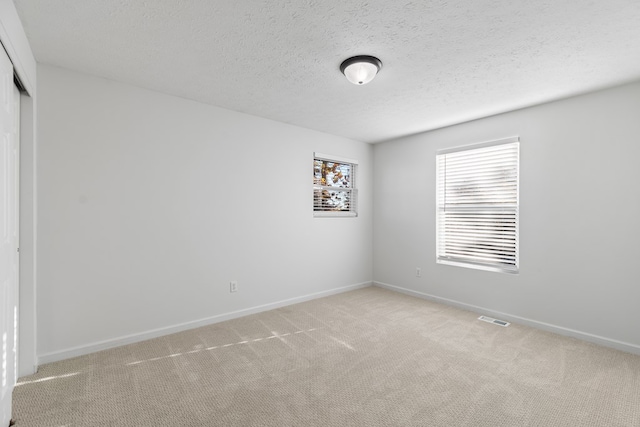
[416,268,421,277]
[230,281,238,293]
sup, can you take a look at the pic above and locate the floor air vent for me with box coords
[478,315,510,327]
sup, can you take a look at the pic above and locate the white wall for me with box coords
[37,64,373,362]
[373,81,640,353]
[36,62,640,362]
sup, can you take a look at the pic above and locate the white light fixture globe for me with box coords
[340,55,382,85]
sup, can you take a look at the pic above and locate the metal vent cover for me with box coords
[478,315,510,327]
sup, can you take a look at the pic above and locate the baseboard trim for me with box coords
[373,281,640,356]
[38,281,372,365]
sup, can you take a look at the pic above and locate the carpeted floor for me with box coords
[12,286,640,426]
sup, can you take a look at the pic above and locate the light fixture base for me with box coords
[340,55,382,85]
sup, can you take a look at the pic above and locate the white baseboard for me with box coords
[373,281,640,356]
[38,281,372,365]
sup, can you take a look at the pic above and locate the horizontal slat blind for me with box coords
[437,140,519,273]
[313,156,357,216]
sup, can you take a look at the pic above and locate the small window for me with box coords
[313,153,358,217]
[436,137,519,273]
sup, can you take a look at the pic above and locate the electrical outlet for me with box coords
[230,281,238,293]
[416,268,421,277]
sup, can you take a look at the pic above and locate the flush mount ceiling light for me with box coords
[340,55,382,85]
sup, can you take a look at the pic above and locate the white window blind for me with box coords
[436,138,519,273]
[313,153,358,217]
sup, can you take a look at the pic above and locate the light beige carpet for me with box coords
[12,286,640,426]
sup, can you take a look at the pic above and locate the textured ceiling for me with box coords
[13,0,640,143]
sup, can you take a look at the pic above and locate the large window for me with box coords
[436,137,519,273]
[313,153,357,217]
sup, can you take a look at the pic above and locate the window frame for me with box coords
[436,137,520,274]
[313,152,358,218]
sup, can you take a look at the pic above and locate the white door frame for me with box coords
[0,42,19,427]
[1,0,39,382]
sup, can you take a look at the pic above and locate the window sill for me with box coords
[437,258,518,274]
[314,211,357,218]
